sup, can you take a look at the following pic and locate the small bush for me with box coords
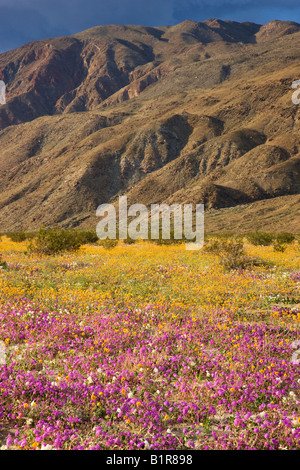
[28,228,83,255]
[98,239,118,249]
[275,232,295,244]
[0,255,8,269]
[203,238,257,270]
[76,230,99,245]
[150,229,185,246]
[123,236,136,245]
[153,237,182,246]
[273,242,286,252]
[7,231,35,242]
[246,231,274,246]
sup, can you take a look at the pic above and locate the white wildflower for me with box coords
[291,418,300,427]
[144,440,150,449]
[41,444,53,450]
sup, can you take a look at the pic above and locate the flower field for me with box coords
[0,236,299,450]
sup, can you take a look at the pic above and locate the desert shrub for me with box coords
[275,232,295,244]
[7,231,35,242]
[153,237,182,246]
[273,242,286,252]
[246,231,295,251]
[150,229,185,246]
[123,236,136,245]
[28,228,83,255]
[246,231,275,246]
[0,254,8,269]
[98,239,118,249]
[203,238,258,270]
[203,239,224,254]
[76,230,99,245]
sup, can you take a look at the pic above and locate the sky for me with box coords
[1,0,300,53]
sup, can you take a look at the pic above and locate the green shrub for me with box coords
[246,231,295,251]
[152,237,182,246]
[98,239,118,249]
[123,236,136,245]
[150,229,185,246]
[28,228,83,255]
[0,254,8,269]
[203,238,256,270]
[7,231,35,242]
[275,232,295,244]
[273,242,286,252]
[76,230,99,245]
[246,231,275,246]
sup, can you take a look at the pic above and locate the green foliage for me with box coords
[123,236,136,245]
[273,242,286,252]
[0,254,8,269]
[7,229,99,246]
[246,231,274,246]
[76,230,99,245]
[7,231,35,242]
[275,232,295,244]
[203,238,256,270]
[28,228,83,255]
[152,237,182,246]
[98,239,118,249]
[150,229,185,246]
[246,231,295,247]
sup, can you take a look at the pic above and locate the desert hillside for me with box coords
[0,19,300,232]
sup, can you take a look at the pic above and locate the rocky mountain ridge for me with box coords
[0,19,299,232]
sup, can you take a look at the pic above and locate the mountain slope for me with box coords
[0,19,300,232]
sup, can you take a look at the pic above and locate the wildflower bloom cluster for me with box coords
[0,236,299,450]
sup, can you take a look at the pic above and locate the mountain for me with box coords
[0,19,300,232]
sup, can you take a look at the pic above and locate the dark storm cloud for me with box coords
[0,0,300,52]
[173,0,300,24]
